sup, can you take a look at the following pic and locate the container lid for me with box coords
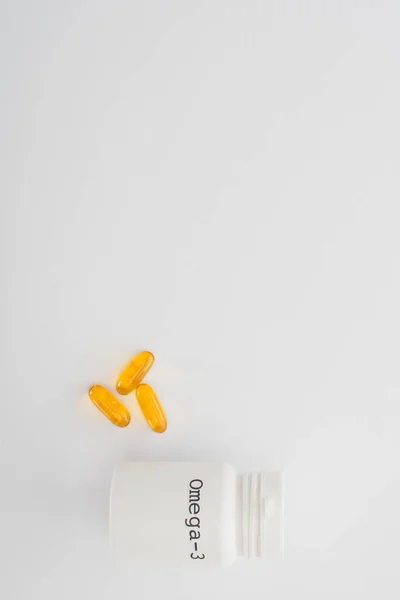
[241,471,284,559]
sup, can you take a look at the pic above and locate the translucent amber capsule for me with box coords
[88,385,130,427]
[135,384,167,433]
[116,351,154,396]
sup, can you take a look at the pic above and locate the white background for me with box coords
[1,1,400,598]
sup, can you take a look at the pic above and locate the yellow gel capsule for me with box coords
[88,385,131,428]
[135,384,167,433]
[116,351,154,396]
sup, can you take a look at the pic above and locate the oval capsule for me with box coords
[116,351,154,396]
[135,383,167,433]
[88,385,131,428]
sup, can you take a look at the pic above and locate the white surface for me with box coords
[1,1,400,598]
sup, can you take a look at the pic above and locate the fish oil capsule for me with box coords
[135,383,167,433]
[116,351,154,396]
[88,385,130,428]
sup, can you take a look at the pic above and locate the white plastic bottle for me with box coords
[110,462,283,567]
